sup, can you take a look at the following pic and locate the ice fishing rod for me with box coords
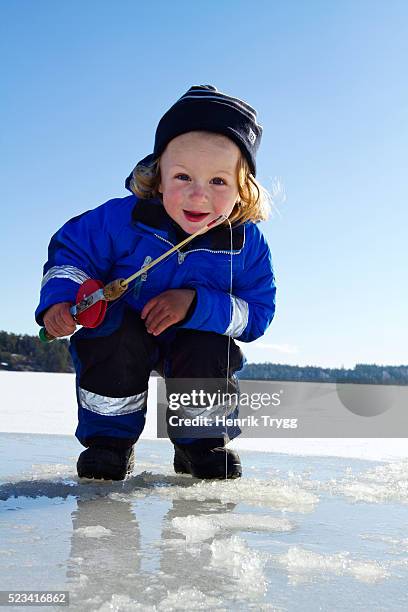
[39,214,227,343]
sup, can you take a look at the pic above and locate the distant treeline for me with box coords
[1,331,407,384]
[239,362,408,385]
[0,331,74,373]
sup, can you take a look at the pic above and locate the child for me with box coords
[35,85,276,481]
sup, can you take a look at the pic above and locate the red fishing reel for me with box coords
[74,279,108,328]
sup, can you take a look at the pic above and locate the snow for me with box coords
[1,371,408,461]
[1,371,408,609]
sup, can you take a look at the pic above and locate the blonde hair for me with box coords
[128,150,271,226]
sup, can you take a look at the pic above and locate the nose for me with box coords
[189,182,208,202]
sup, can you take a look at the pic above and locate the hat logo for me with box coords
[248,128,257,145]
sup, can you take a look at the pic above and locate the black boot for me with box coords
[173,439,242,480]
[77,437,135,481]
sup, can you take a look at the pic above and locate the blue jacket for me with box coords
[36,195,276,342]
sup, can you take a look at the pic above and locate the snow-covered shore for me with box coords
[1,371,406,461]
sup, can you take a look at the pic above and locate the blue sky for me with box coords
[1,0,407,367]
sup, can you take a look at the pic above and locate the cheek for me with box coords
[162,183,184,209]
[214,191,238,214]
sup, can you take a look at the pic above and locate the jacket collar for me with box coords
[131,197,245,251]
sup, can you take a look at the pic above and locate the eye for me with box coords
[175,174,190,181]
[211,177,226,185]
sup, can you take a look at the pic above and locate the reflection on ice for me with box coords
[0,471,202,502]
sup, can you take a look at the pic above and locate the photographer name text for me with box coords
[168,415,298,428]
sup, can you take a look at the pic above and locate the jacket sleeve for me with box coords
[180,223,276,342]
[35,199,125,326]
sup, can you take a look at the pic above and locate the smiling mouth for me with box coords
[183,210,210,222]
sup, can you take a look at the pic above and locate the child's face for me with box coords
[158,131,240,234]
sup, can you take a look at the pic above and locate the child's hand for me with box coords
[43,302,77,338]
[141,289,196,336]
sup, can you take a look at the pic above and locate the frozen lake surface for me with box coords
[1,432,408,611]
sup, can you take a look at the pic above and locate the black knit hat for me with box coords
[126,85,263,191]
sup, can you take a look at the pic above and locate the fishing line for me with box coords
[103,215,236,482]
[225,216,233,480]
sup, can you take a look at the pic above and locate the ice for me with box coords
[276,546,390,584]
[91,589,222,611]
[172,514,294,544]
[156,477,318,513]
[209,536,268,595]
[325,459,408,504]
[213,513,294,532]
[172,515,219,543]
[75,525,113,538]
[157,586,223,610]
[2,428,408,608]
